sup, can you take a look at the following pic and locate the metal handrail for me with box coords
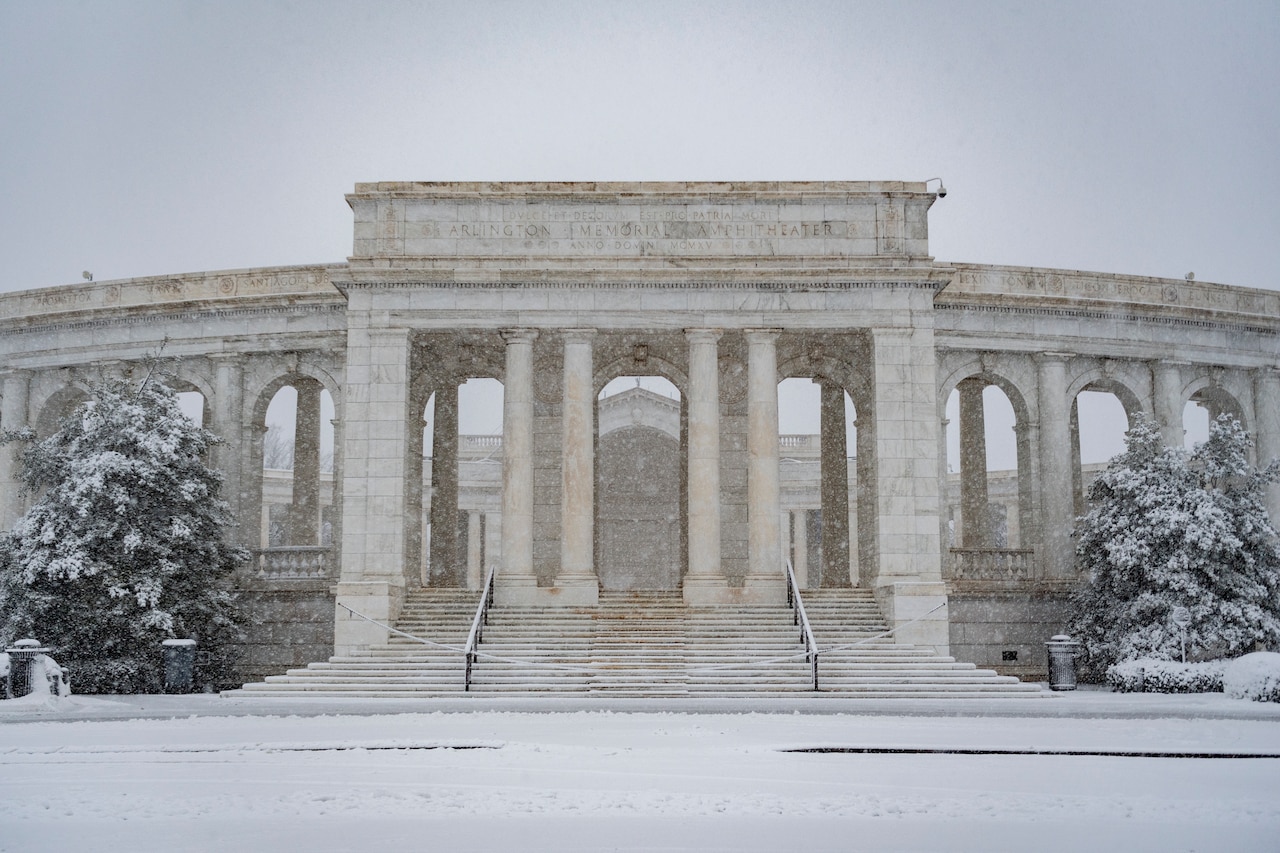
[463,564,497,692]
[785,558,819,690]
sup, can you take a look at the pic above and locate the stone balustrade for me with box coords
[946,548,1039,582]
[256,546,335,581]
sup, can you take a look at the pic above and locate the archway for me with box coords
[944,381,1022,548]
[259,380,336,548]
[595,376,684,591]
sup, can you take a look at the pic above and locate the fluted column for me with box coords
[557,329,599,604]
[1152,361,1186,449]
[1253,368,1280,524]
[428,382,460,585]
[290,379,323,545]
[958,378,991,548]
[683,329,727,604]
[745,329,785,600]
[1038,354,1074,577]
[497,328,539,603]
[0,370,31,530]
[820,380,851,586]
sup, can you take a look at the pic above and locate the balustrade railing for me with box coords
[946,548,1038,582]
[255,546,334,580]
[785,559,819,690]
[464,564,497,692]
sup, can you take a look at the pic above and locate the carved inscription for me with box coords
[390,202,881,258]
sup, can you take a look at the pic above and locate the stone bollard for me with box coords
[1045,634,1082,691]
[162,639,198,694]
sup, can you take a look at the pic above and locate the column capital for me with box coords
[501,328,539,345]
[684,328,723,344]
[744,328,783,345]
[1037,351,1077,363]
[560,328,597,344]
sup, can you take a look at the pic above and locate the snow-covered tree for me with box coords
[0,371,246,692]
[1068,414,1280,676]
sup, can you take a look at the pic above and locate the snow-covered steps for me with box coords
[227,586,1044,699]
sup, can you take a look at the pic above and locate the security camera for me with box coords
[925,177,947,198]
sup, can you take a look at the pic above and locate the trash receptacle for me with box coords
[5,639,49,699]
[162,639,198,694]
[1045,634,1081,691]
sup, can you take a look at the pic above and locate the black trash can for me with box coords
[5,639,49,699]
[162,639,198,694]
[1045,634,1081,691]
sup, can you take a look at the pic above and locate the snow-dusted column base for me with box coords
[333,581,403,655]
[873,581,950,656]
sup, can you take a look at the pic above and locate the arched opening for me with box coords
[1186,386,1246,451]
[175,390,207,427]
[35,386,90,438]
[777,377,859,588]
[420,377,504,588]
[1072,388,1131,515]
[1182,399,1211,450]
[260,381,336,548]
[944,381,1022,548]
[595,376,683,591]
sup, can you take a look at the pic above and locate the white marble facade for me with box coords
[1,182,1278,678]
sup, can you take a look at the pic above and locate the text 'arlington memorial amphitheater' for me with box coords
[3,182,1278,697]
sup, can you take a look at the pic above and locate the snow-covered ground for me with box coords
[2,694,1279,852]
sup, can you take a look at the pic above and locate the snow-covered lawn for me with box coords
[2,698,1279,852]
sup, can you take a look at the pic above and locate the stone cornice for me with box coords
[1,301,347,338]
[349,180,934,200]
[0,264,346,326]
[936,300,1278,337]
[938,262,1279,324]
[336,278,944,291]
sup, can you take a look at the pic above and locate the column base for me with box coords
[495,577,600,607]
[548,574,599,606]
[741,574,787,604]
[684,576,788,606]
[873,581,950,655]
[332,581,405,657]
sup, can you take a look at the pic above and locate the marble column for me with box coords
[1014,421,1035,550]
[334,326,413,655]
[683,329,727,604]
[1253,368,1280,524]
[866,327,946,652]
[466,510,483,590]
[1152,361,1186,450]
[210,357,248,546]
[958,378,991,548]
[1037,354,1075,578]
[0,370,30,530]
[557,329,599,604]
[793,509,809,589]
[820,380,851,587]
[1069,397,1085,518]
[428,381,460,586]
[290,379,323,545]
[497,329,539,604]
[745,329,785,600]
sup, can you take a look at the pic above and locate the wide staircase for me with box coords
[229,587,1044,699]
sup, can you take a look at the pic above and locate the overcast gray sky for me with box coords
[2,1,1277,294]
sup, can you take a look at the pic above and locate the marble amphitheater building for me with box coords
[2,182,1277,692]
